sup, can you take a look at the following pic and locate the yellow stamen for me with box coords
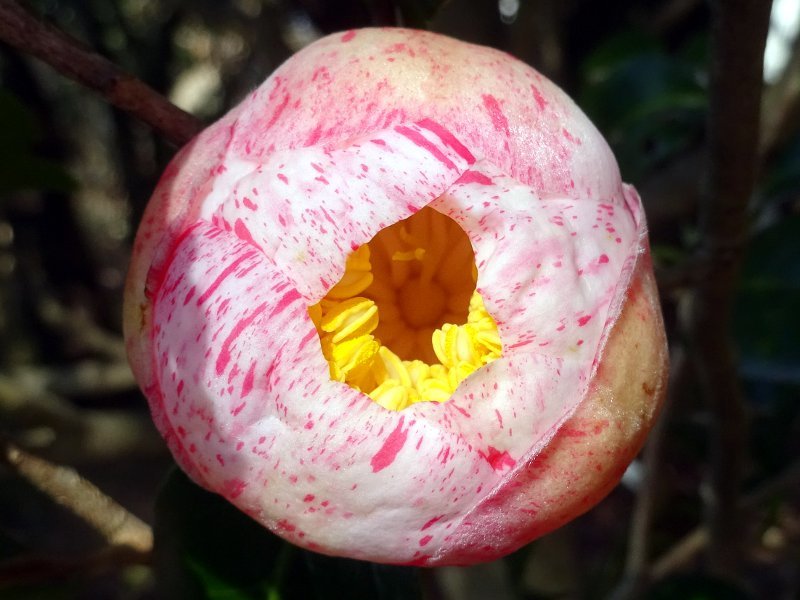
[369,380,418,411]
[320,297,378,343]
[326,334,380,384]
[431,323,483,369]
[309,206,503,409]
[325,245,373,299]
[376,346,412,388]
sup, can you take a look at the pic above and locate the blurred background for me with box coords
[0,0,798,598]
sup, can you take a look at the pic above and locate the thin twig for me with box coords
[35,294,128,361]
[0,368,164,464]
[650,458,800,580]
[0,436,153,554]
[18,360,136,398]
[611,459,800,592]
[0,0,203,146]
[682,0,772,575]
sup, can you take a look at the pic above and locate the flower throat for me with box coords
[309,206,502,411]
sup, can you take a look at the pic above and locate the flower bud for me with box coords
[124,28,667,565]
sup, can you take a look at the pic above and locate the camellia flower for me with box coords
[124,28,668,566]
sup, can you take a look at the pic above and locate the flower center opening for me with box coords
[308,206,502,411]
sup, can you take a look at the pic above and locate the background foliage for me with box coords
[1,0,798,598]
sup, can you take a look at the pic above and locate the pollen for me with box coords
[309,206,502,410]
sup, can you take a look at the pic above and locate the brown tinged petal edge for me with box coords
[435,241,668,565]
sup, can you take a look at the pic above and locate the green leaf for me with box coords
[579,32,707,180]
[153,468,290,600]
[582,30,663,84]
[581,54,704,130]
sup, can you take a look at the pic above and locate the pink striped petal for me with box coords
[153,219,500,563]
[209,121,475,301]
[125,28,667,567]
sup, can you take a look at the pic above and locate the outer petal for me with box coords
[149,122,495,564]
[125,28,668,566]
[416,163,636,461]
[231,29,621,200]
[148,136,656,565]
[423,178,666,563]
[153,219,499,564]
[437,247,668,564]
